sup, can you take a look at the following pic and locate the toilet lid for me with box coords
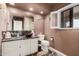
[41,40,49,46]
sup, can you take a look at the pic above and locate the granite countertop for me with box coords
[2,36,39,42]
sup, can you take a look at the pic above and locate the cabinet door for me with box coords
[20,40,31,56]
[2,41,20,56]
[30,38,38,54]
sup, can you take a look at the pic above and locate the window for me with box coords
[50,11,58,28]
[73,19,79,28]
[61,5,79,28]
[73,5,79,28]
[61,8,73,28]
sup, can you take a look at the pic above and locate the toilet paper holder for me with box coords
[50,37,55,48]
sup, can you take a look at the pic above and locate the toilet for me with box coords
[38,33,49,52]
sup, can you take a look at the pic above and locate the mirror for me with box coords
[24,17,34,31]
[12,16,24,31]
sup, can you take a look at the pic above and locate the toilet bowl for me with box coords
[41,40,49,52]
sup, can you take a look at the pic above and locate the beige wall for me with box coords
[54,29,79,56]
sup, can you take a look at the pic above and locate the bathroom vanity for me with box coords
[2,37,38,56]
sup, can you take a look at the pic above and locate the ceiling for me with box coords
[7,3,70,16]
